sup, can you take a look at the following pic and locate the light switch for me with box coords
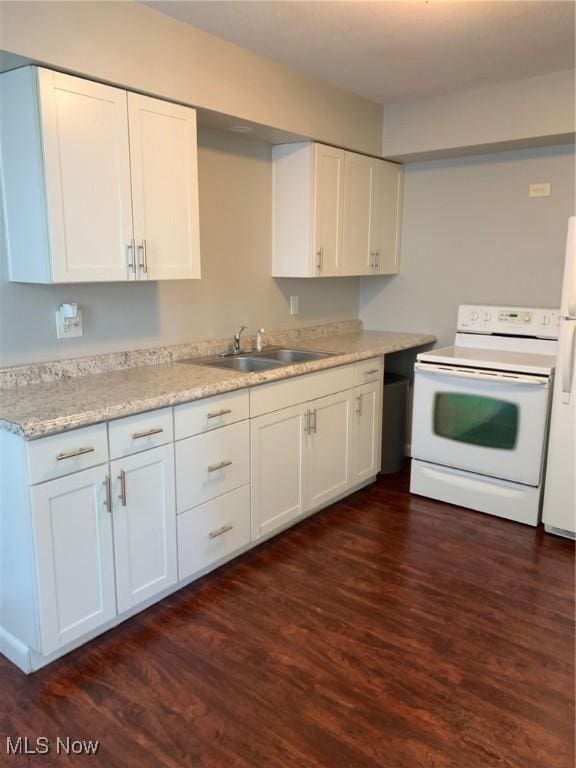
[529,182,551,198]
[290,296,299,316]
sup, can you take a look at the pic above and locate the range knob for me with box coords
[542,314,550,326]
[483,311,491,322]
[469,310,479,321]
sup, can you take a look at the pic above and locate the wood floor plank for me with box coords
[0,465,573,767]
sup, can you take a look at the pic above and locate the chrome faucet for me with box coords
[233,325,247,354]
[256,328,266,352]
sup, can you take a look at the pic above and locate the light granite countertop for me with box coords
[0,330,435,439]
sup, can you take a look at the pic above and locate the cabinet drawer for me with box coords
[27,424,109,485]
[250,364,354,417]
[354,357,384,386]
[178,484,250,581]
[175,420,249,512]
[108,407,173,459]
[174,390,249,440]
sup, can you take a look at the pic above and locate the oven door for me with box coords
[411,363,551,486]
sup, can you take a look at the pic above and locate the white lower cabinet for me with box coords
[111,445,177,614]
[251,387,363,541]
[352,381,383,484]
[178,485,251,581]
[2,359,385,672]
[251,403,308,540]
[307,390,354,510]
[175,420,250,512]
[30,465,116,656]
[251,361,383,542]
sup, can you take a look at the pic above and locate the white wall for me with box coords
[0,129,359,366]
[382,70,575,160]
[360,144,576,348]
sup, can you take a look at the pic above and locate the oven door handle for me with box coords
[415,362,549,386]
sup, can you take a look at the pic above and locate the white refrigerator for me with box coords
[543,216,576,537]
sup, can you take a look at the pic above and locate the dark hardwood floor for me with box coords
[1,466,574,768]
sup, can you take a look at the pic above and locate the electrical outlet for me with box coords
[290,296,299,316]
[56,304,83,339]
[529,182,551,198]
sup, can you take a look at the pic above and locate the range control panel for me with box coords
[457,305,560,339]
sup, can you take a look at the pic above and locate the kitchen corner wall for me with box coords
[360,143,576,348]
[0,128,359,366]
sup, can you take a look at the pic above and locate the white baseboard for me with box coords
[0,626,32,673]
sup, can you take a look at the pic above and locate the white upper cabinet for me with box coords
[313,144,345,276]
[342,152,403,276]
[272,141,402,278]
[370,160,402,274]
[341,152,373,276]
[0,67,201,283]
[128,93,200,280]
[39,70,134,282]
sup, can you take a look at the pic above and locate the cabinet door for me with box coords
[38,69,134,282]
[342,152,372,275]
[128,93,201,281]
[251,404,307,540]
[370,160,402,274]
[307,390,353,510]
[30,466,116,656]
[352,381,382,484]
[313,144,344,276]
[111,445,177,613]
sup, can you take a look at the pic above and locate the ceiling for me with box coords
[143,1,575,105]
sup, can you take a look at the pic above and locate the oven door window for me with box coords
[433,393,519,450]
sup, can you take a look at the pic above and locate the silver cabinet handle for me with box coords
[138,239,148,274]
[103,475,112,513]
[56,446,95,461]
[356,394,363,416]
[207,408,232,420]
[118,470,127,507]
[376,251,380,271]
[310,408,317,434]
[207,460,232,473]
[316,247,323,272]
[369,252,375,270]
[131,427,163,440]
[364,369,380,376]
[208,523,233,540]
[126,238,136,273]
[304,409,310,434]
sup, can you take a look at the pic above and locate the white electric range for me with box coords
[410,305,560,526]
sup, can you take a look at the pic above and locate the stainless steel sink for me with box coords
[250,348,333,363]
[178,347,335,372]
[191,356,284,372]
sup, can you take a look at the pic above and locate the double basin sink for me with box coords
[179,347,334,373]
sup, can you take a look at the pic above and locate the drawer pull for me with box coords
[364,369,380,376]
[131,427,164,440]
[207,460,232,473]
[356,394,363,415]
[207,408,232,420]
[208,523,233,540]
[56,446,95,461]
